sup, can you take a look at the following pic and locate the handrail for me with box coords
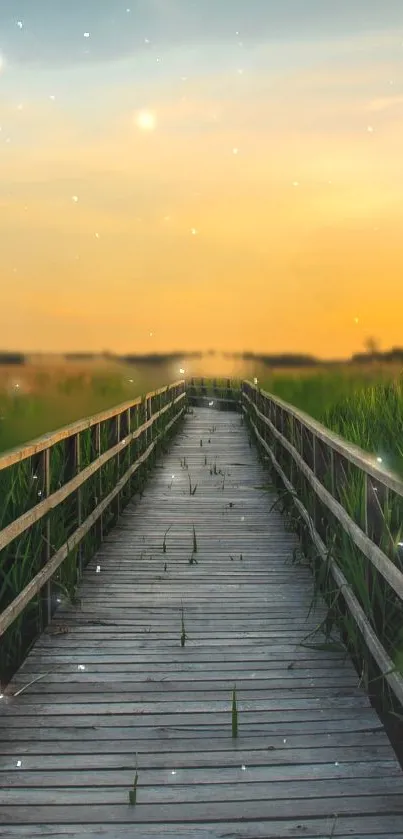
[248,414,403,706]
[0,380,185,471]
[0,380,186,652]
[242,380,403,497]
[241,380,403,706]
[0,393,182,553]
[186,377,241,405]
[3,374,403,704]
[243,390,403,599]
[0,407,183,637]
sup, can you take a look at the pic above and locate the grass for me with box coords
[254,367,403,710]
[0,374,185,686]
[192,525,198,553]
[162,526,171,553]
[232,684,238,738]
[2,361,403,711]
[128,757,139,806]
[242,369,403,738]
[180,605,187,647]
[188,475,198,495]
[4,360,401,467]
[259,364,403,477]
[0,360,175,454]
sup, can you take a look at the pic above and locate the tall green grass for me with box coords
[260,368,403,477]
[0,387,185,686]
[243,371,403,735]
[0,365,174,454]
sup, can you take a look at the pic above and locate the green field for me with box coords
[0,361,174,454]
[0,359,402,731]
[259,365,403,478]
[1,361,403,479]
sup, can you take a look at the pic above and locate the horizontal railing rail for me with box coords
[186,377,241,408]
[3,374,402,711]
[0,380,186,681]
[241,380,403,707]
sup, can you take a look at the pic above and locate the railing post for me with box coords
[312,434,318,531]
[126,406,131,436]
[289,414,295,485]
[279,408,285,465]
[262,395,268,447]
[363,473,369,536]
[73,432,83,579]
[329,447,335,497]
[241,380,247,416]
[95,422,103,544]
[150,394,154,441]
[362,472,370,689]
[42,448,51,625]
[144,395,150,449]
[115,413,121,520]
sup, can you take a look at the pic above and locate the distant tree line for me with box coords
[0,352,26,365]
[65,353,97,360]
[3,343,403,369]
[119,352,203,365]
[228,352,321,367]
[351,347,403,363]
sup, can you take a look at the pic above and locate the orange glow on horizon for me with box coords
[1,26,402,359]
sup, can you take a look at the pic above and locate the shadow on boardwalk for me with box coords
[0,408,403,837]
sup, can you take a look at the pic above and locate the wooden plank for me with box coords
[0,730,391,754]
[6,687,367,706]
[35,618,331,630]
[1,406,402,837]
[1,818,403,839]
[0,718,388,742]
[0,817,403,838]
[1,777,403,806]
[1,796,403,825]
[0,709,379,729]
[15,653,352,670]
[7,674,360,693]
[0,753,399,776]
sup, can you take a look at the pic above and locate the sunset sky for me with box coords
[0,1,402,358]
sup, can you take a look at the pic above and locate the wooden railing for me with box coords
[187,377,241,408]
[0,380,186,681]
[3,374,403,710]
[241,380,403,708]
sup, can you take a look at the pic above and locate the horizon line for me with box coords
[1,348,401,363]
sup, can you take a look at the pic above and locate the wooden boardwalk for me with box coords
[0,407,403,838]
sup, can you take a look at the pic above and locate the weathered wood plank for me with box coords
[0,729,391,754]
[1,406,402,836]
[1,776,403,804]
[1,696,372,716]
[1,795,403,824]
[6,674,360,694]
[1,818,403,839]
[0,717,386,743]
[0,710,379,730]
[0,755,399,777]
